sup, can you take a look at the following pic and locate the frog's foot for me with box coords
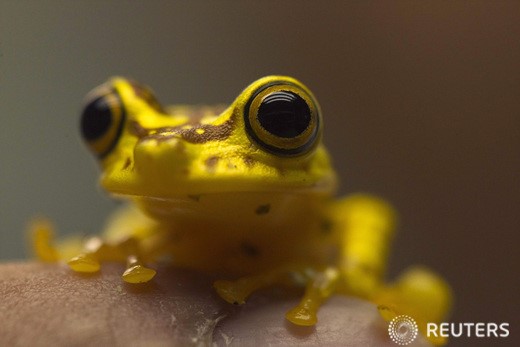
[285,267,340,326]
[66,236,112,273]
[285,299,318,326]
[213,280,249,305]
[213,270,282,305]
[122,255,156,283]
[375,267,453,346]
[214,265,302,305]
[67,236,156,282]
[67,253,100,273]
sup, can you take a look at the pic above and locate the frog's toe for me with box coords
[213,280,247,305]
[285,305,318,326]
[122,264,156,283]
[67,254,100,273]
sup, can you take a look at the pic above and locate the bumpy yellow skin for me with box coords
[33,76,452,344]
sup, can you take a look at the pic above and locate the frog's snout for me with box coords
[133,136,189,175]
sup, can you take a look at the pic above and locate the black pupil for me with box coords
[257,91,311,138]
[80,97,112,140]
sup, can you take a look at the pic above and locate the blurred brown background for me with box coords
[0,2,518,346]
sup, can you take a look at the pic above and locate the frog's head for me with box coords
[80,76,337,199]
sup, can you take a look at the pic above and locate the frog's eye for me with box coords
[80,90,125,158]
[244,82,321,156]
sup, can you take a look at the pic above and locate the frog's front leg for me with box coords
[119,237,158,283]
[213,265,298,305]
[285,267,340,326]
[214,265,340,326]
[68,236,156,283]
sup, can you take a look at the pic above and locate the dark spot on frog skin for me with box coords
[255,204,270,215]
[243,156,256,167]
[227,162,238,170]
[187,194,201,202]
[129,120,149,139]
[302,160,312,172]
[241,242,260,257]
[205,156,219,172]
[122,157,132,170]
[320,219,334,234]
[275,166,287,176]
[174,141,186,154]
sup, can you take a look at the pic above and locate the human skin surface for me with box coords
[0,262,431,346]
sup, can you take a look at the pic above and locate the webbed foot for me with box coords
[122,264,156,283]
[375,267,453,346]
[286,267,339,326]
[285,301,318,326]
[67,253,100,273]
[213,279,251,305]
[213,266,296,305]
[121,254,156,283]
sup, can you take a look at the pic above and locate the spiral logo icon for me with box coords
[388,315,419,345]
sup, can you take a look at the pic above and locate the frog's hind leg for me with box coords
[333,194,397,298]
[375,267,453,346]
[29,218,60,262]
[285,267,340,326]
[30,218,86,263]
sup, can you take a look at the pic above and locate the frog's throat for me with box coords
[131,191,331,229]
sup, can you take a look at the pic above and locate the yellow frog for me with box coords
[33,76,452,345]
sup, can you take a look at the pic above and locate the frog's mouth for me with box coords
[101,162,338,202]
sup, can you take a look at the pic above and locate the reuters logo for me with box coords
[388,315,419,345]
